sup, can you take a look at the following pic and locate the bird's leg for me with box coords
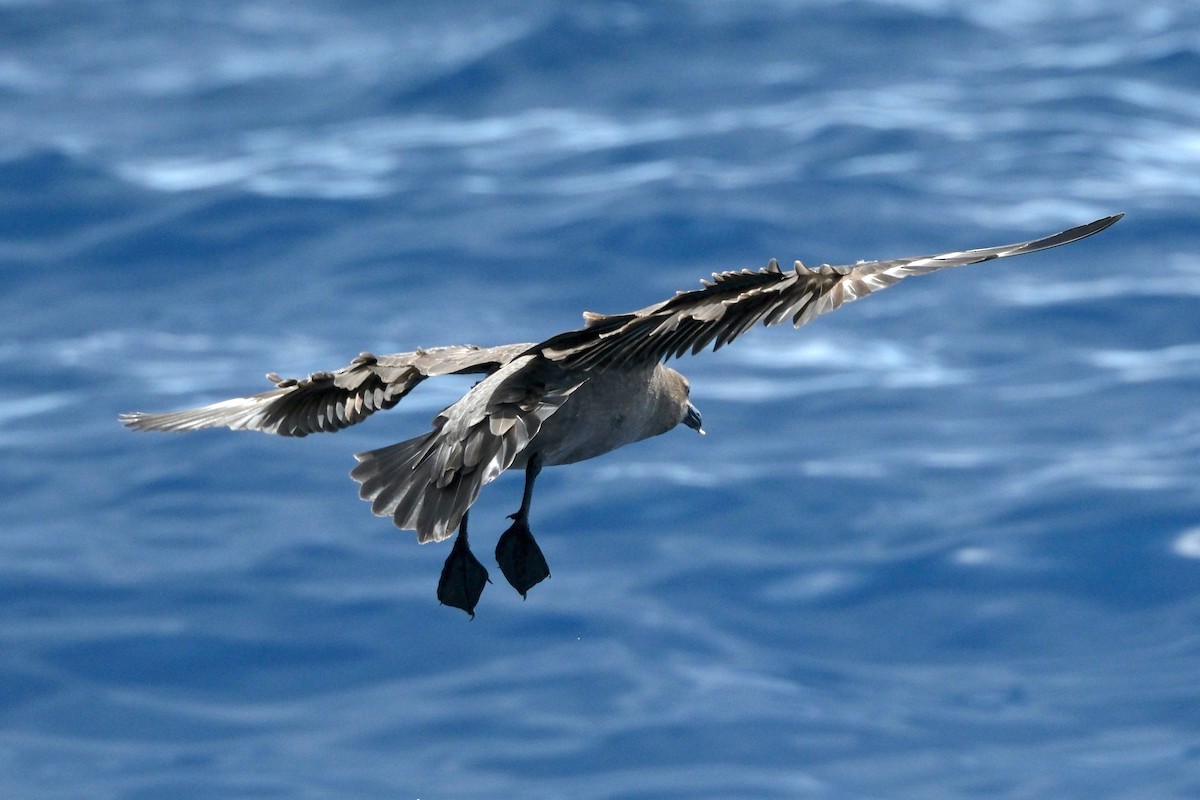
[495,453,551,598]
[437,510,490,618]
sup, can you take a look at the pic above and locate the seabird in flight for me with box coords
[121,213,1123,615]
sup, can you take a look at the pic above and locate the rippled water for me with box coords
[3,1,1200,798]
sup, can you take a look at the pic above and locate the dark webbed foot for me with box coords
[495,515,550,598]
[437,513,489,618]
[494,453,550,598]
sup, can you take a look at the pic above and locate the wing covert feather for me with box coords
[351,356,585,542]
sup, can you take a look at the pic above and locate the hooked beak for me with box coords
[683,401,705,435]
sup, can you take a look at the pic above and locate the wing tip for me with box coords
[1087,211,1124,234]
[1031,212,1124,253]
[118,411,152,430]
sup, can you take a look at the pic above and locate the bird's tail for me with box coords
[351,430,478,544]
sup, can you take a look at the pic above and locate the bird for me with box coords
[121,213,1123,616]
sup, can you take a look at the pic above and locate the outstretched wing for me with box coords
[536,214,1123,371]
[119,342,533,437]
[351,356,585,542]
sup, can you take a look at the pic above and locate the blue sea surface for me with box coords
[3,1,1200,797]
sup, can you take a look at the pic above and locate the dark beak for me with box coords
[683,401,705,435]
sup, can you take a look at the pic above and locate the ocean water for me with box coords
[3,1,1199,797]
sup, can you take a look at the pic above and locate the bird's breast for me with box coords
[515,366,670,467]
